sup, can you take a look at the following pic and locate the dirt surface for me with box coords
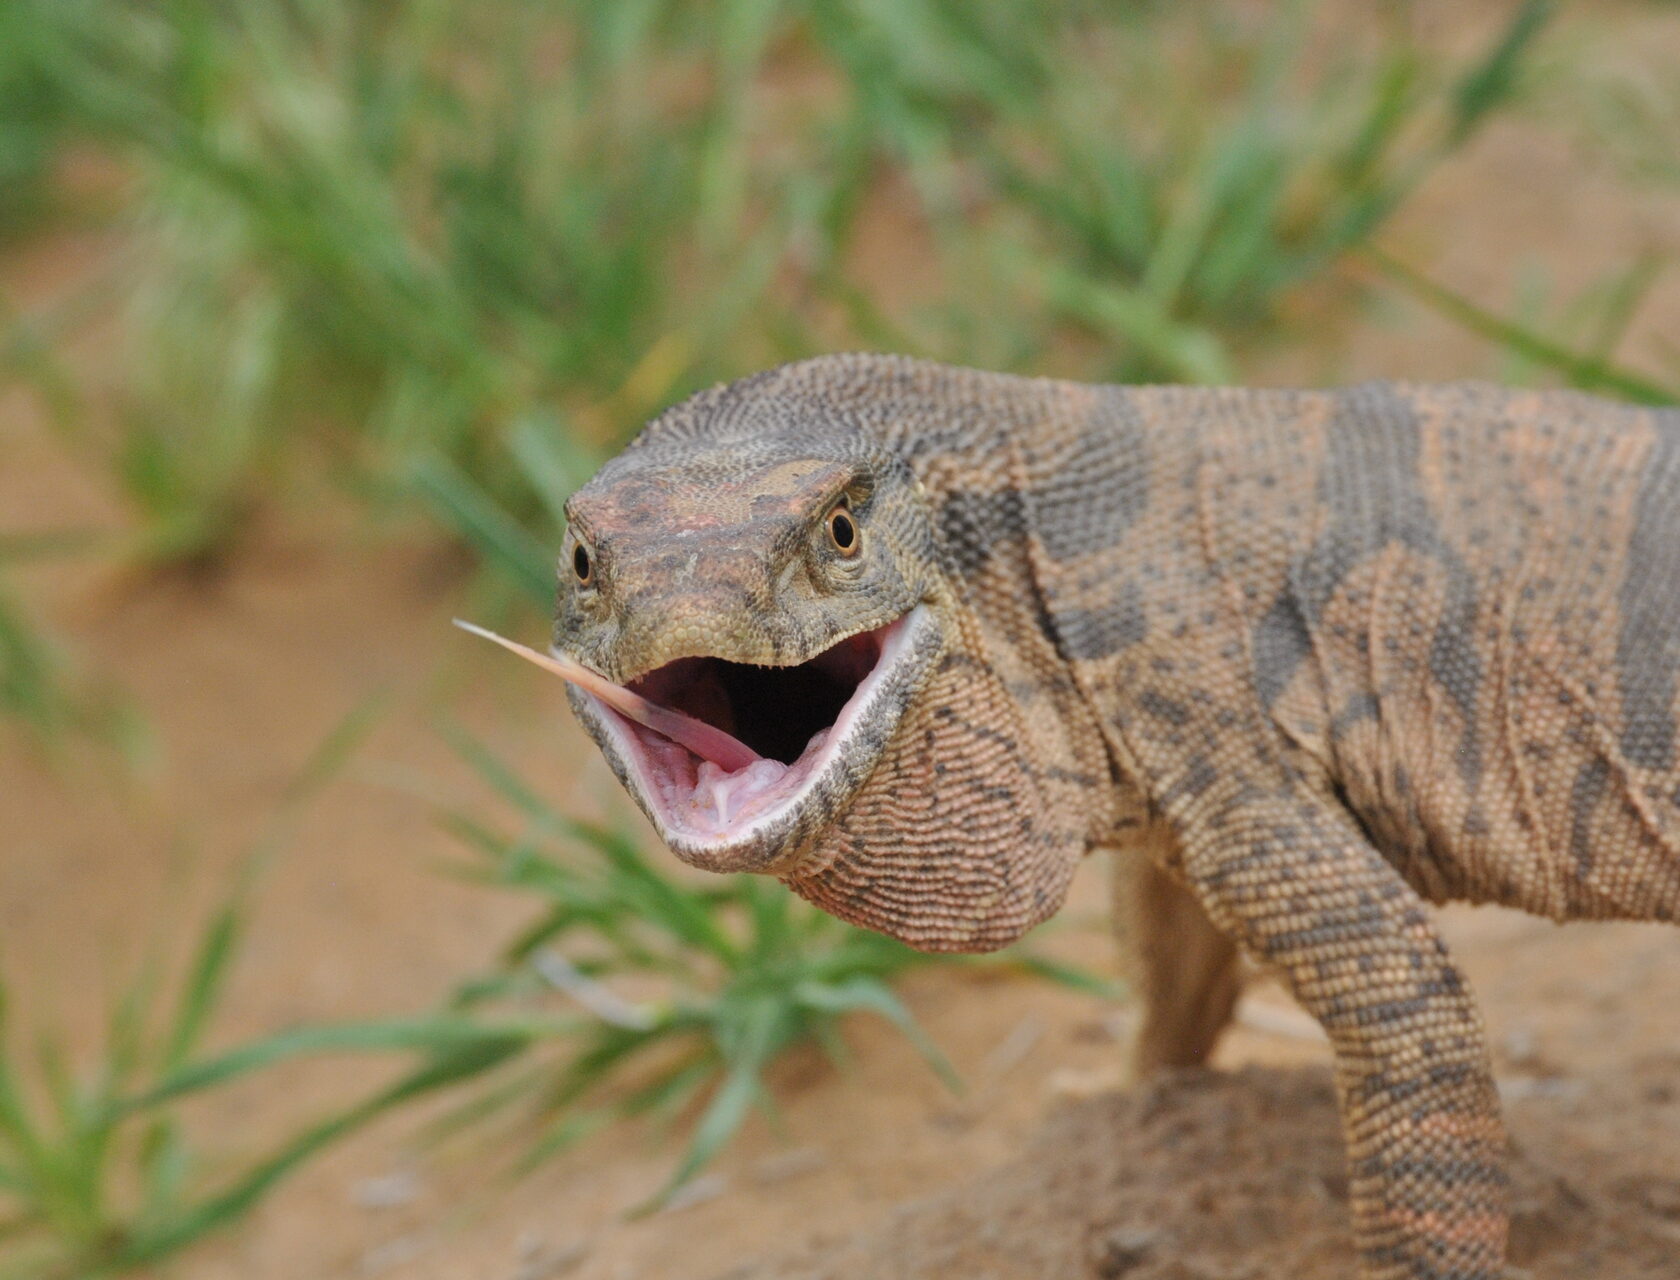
[729,1065,1680,1280]
[6,5,1680,1280]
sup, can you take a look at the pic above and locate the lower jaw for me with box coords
[578,696,838,873]
[575,605,936,869]
[620,710,838,846]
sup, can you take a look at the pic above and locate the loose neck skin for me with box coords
[870,367,1190,845]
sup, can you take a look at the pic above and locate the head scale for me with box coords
[554,355,1111,952]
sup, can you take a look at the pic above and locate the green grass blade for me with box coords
[794,976,959,1094]
[163,694,385,1072]
[411,456,555,602]
[1447,0,1554,144]
[0,985,52,1184]
[1036,259,1235,385]
[128,1016,562,1111]
[507,412,599,529]
[1364,246,1679,406]
[440,723,741,961]
[633,998,779,1213]
[1578,255,1664,365]
[271,690,389,816]
[156,897,245,1077]
[116,1032,530,1267]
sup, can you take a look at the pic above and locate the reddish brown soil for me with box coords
[732,1065,1680,1280]
[5,5,1680,1280]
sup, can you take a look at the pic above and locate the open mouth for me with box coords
[570,606,933,854]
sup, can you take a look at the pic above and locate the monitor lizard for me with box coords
[541,352,1680,1280]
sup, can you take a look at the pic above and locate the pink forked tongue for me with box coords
[452,619,759,773]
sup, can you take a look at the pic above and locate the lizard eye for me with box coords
[571,540,594,586]
[825,501,860,557]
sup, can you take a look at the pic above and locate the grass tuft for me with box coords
[0,699,387,1278]
[5,0,1551,583]
[1364,246,1680,407]
[423,722,1111,1209]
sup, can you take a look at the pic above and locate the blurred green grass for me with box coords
[0,701,386,1280]
[0,0,1573,757]
[4,0,1553,579]
[0,712,1109,1278]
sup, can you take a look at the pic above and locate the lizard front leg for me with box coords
[1175,780,1507,1280]
[1109,824,1243,1076]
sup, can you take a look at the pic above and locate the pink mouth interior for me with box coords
[609,620,899,839]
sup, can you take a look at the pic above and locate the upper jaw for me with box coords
[562,604,944,873]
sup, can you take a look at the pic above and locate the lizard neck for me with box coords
[876,367,1169,845]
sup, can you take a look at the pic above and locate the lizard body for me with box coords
[552,353,1680,1280]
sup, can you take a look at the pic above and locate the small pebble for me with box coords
[1498,1075,1584,1102]
[1099,1009,1139,1042]
[929,1107,975,1133]
[1091,1225,1160,1278]
[752,1146,828,1184]
[1235,998,1326,1042]
[511,1237,590,1280]
[1504,1026,1541,1068]
[984,1014,1046,1078]
[352,1169,422,1210]
[659,1172,729,1213]
[356,1233,429,1275]
[1071,1016,1125,1045]
[1047,1065,1126,1100]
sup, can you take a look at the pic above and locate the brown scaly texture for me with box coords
[553,353,1680,1280]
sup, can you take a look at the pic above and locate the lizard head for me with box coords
[554,358,1106,952]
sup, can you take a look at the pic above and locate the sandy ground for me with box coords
[6,4,1680,1279]
[733,1064,1680,1280]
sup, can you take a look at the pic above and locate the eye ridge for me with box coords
[825,502,860,556]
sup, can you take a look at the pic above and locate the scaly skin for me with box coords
[552,354,1680,1280]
